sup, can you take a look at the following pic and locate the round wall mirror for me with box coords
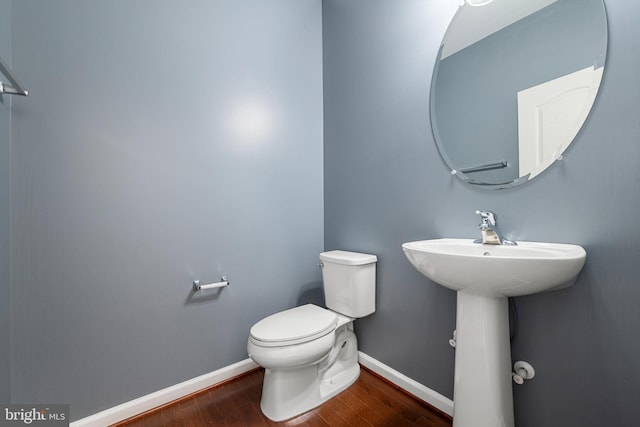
[430,0,608,189]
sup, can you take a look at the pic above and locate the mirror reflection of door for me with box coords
[517,66,603,179]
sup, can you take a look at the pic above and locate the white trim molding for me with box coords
[71,352,453,426]
[70,359,259,427]
[358,351,454,417]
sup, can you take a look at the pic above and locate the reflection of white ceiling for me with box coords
[442,0,558,59]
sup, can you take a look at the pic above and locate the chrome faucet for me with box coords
[474,210,517,245]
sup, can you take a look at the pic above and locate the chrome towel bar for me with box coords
[459,160,508,174]
[0,56,28,97]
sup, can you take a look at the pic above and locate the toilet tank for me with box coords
[319,250,377,318]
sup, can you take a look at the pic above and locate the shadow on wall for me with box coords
[296,281,325,307]
[184,288,226,306]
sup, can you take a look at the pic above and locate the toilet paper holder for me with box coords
[193,276,230,292]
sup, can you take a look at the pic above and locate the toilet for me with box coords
[247,250,377,422]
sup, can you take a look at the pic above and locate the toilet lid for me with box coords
[250,304,337,346]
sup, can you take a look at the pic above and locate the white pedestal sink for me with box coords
[402,238,586,427]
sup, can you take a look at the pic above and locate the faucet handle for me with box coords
[475,210,496,226]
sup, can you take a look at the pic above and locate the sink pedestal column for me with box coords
[453,291,514,427]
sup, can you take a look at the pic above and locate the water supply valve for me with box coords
[512,361,535,384]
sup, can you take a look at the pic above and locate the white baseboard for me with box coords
[71,352,452,426]
[358,351,454,417]
[70,358,259,427]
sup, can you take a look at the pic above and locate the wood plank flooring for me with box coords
[114,367,452,427]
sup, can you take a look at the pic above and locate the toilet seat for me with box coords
[250,304,337,347]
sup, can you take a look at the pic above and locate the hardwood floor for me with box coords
[114,367,452,427]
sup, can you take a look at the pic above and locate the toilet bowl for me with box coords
[247,304,359,421]
[247,250,377,422]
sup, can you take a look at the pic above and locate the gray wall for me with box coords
[0,0,11,405]
[323,0,640,426]
[9,0,324,420]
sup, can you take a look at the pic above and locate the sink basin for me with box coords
[402,238,586,297]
